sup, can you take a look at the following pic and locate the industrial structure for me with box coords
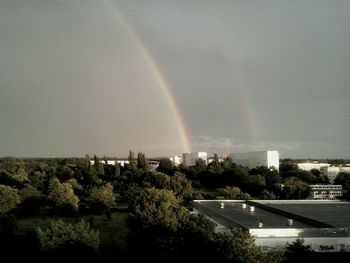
[193,200,350,252]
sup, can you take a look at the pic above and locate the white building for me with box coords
[298,162,330,171]
[182,152,208,166]
[230,151,279,170]
[321,166,350,184]
[309,185,343,200]
[169,155,183,166]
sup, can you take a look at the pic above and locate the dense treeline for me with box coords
[0,154,349,262]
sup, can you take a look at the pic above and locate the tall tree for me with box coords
[137,152,149,171]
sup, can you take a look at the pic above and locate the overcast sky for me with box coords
[0,0,349,158]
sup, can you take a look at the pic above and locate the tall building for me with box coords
[321,166,350,184]
[230,151,279,170]
[182,152,208,166]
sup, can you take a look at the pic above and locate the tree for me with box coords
[170,172,193,201]
[218,186,242,199]
[89,183,116,210]
[214,228,281,263]
[0,185,20,213]
[114,161,121,177]
[37,220,100,251]
[137,152,149,171]
[157,158,177,175]
[284,238,312,262]
[208,153,223,174]
[48,178,79,210]
[11,167,29,185]
[19,184,42,202]
[145,171,171,189]
[283,177,310,199]
[129,187,189,232]
[334,172,350,200]
[260,189,277,200]
[127,150,136,170]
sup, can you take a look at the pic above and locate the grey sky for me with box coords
[0,0,349,158]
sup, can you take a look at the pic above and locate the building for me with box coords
[169,155,183,166]
[297,162,330,171]
[182,152,208,166]
[309,185,343,200]
[321,166,350,184]
[230,151,279,170]
[193,200,350,252]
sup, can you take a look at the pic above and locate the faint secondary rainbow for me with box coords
[104,0,192,153]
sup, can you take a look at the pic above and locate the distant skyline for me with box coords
[0,0,349,158]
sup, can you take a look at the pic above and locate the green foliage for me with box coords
[48,178,79,210]
[137,152,149,171]
[19,184,42,202]
[283,177,310,199]
[37,220,100,251]
[67,178,82,191]
[28,171,45,190]
[260,189,277,200]
[157,158,177,175]
[145,171,171,189]
[129,187,189,232]
[170,172,193,200]
[214,228,281,263]
[127,150,137,170]
[0,184,20,213]
[89,183,116,209]
[284,238,312,262]
[114,161,121,177]
[11,167,29,184]
[208,153,223,174]
[218,186,242,199]
[334,172,350,200]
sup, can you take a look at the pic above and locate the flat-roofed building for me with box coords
[193,199,350,252]
[298,162,330,171]
[309,185,343,200]
[230,151,279,170]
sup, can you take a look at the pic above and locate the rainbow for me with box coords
[103,0,192,153]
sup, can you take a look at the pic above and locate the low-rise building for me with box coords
[309,185,343,200]
[194,200,350,252]
[297,162,330,171]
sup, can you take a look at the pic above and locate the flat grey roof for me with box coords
[254,201,350,228]
[194,201,314,229]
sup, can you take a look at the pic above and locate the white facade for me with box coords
[90,160,129,167]
[309,185,343,200]
[169,155,183,166]
[182,152,208,166]
[230,151,279,170]
[298,162,330,171]
[321,166,350,184]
